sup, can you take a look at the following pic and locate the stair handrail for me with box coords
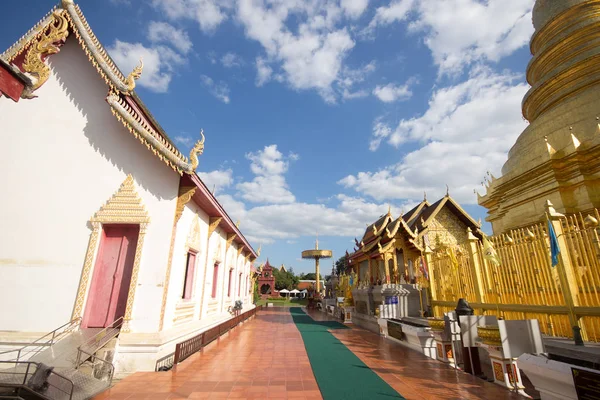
[0,360,75,400]
[77,316,123,356]
[0,317,81,362]
[75,348,115,385]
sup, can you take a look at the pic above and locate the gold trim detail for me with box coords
[158,185,197,331]
[90,175,151,224]
[71,221,101,321]
[175,187,196,223]
[226,233,237,252]
[208,217,222,237]
[158,186,196,332]
[237,246,244,257]
[22,11,69,95]
[71,175,150,332]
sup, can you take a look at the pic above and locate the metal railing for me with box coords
[0,318,81,363]
[168,306,260,367]
[0,361,74,400]
[75,349,114,385]
[75,317,122,367]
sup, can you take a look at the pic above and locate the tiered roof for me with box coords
[349,195,481,260]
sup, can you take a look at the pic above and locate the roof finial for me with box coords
[189,129,205,171]
[446,184,449,197]
[235,220,240,228]
[124,57,143,93]
[387,204,391,215]
[424,191,427,201]
[315,232,319,250]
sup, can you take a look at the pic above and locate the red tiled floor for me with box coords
[94,309,322,400]
[95,308,526,400]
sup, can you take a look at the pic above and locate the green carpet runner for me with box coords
[290,307,405,399]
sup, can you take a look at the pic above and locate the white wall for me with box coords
[0,39,179,332]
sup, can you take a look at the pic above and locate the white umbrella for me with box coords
[279,289,290,293]
[289,289,300,298]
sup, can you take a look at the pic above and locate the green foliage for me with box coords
[335,254,348,275]
[272,267,299,290]
[253,280,259,304]
[300,272,317,280]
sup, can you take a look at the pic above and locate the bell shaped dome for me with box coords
[532,0,589,31]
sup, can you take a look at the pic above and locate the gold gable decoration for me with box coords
[90,175,150,224]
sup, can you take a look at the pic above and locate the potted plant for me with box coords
[233,300,243,316]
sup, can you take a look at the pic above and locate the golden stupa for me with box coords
[480,0,600,233]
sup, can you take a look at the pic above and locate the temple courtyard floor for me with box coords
[95,308,522,399]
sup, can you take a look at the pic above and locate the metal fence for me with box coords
[427,202,600,342]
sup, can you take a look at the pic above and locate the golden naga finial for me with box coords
[387,204,391,215]
[189,130,205,171]
[22,11,70,96]
[124,58,143,94]
[235,220,240,228]
[257,244,262,257]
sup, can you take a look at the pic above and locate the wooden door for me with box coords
[83,225,139,328]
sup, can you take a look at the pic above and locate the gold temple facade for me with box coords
[347,195,481,286]
[479,0,600,234]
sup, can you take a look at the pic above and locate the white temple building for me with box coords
[0,0,257,382]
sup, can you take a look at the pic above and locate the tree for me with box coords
[273,267,299,290]
[301,272,316,281]
[335,254,348,275]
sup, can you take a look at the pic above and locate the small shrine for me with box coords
[257,260,276,299]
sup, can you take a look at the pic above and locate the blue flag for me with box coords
[548,220,560,267]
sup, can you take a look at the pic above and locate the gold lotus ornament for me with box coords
[427,318,446,332]
[477,325,502,346]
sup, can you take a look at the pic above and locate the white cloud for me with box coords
[341,68,530,204]
[255,56,273,86]
[108,40,182,92]
[236,145,296,203]
[237,0,360,103]
[147,21,192,54]
[216,192,413,245]
[151,0,232,33]
[363,0,414,37]
[221,52,243,68]
[372,82,412,102]
[198,169,234,194]
[174,135,193,146]
[365,0,533,76]
[341,0,369,19]
[200,75,231,103]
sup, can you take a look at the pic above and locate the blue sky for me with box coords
[2,0,535,274]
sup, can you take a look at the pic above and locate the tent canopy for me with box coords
[290,289,300,293]
[279,289,290,293]
[300,289,308,293]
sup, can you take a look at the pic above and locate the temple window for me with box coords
[182,251,197,300]
[227,268,233,297]
[238,273,242,296]
[211,263,219,298]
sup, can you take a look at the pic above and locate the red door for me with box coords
[83,225,139,328]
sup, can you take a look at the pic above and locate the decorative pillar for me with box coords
[466,228,485,304]
[315,257,321,293]
[546,201,581,336]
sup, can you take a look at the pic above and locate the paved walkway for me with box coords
[96,308,523,399]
